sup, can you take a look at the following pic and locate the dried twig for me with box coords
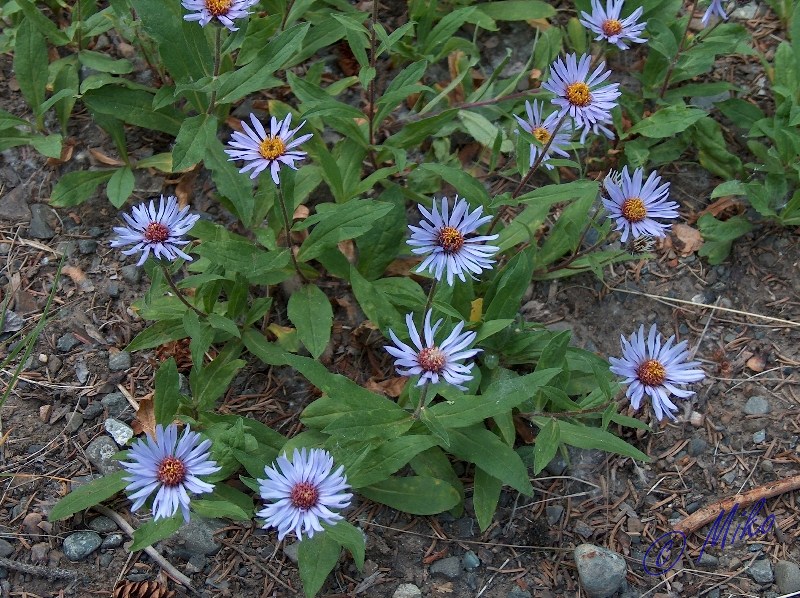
[92,505,196,593]
[0,555,78,580]
[674,474,800,534]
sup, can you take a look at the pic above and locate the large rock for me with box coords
[574,544,627,598]
[775,560,800,594]
[63,531,102,561]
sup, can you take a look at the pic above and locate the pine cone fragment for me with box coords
[112,580,176,598]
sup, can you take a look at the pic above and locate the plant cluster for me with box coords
[1,0,794,594]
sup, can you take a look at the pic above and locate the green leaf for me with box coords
[472,467,502,532]
[459,110,512,151]
[193,239,289,279]
[349,266,405,335]
[325,521,365,571]
[16,0,70,45]
[106,166,135,208]
[83,87,183,136]
[130,514,183,551]
[127,320,187,352]
[359,476,461,515]
[173,114,218,171]
[154,358,181,426]
[298,532,341,598]
[205,137,256,226]
[49,471,127,521]
[297,200,393,261]
[287,284,333,359]
[323,410,414,440]
[207,313,240,338]
[374,60,430,125]
[29,134,63,159]
[532,419,560,475]
[0,110,30,130]
[538,418,649,461]
[485,249,534,320]
[355,187,406,280]
[347,435,438,488]
[14,17,48,124]
[447,426,532,495]
[78,50,133,74]
[624,105,707,139]
[192,492,251,521]
[184,310,214,367]
[716,98,765,130]
[476,0,554,20]
[191,357,246,411]
[418,164,491,206]
[697,213,753,265]
[419,408,450,448]
[475,319,514,342]
[50,170,114,207]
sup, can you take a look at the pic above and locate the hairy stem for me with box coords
[367,0,379,169]
[161,262,205,318]
[658,0,699,99]
[423,278,439,314]
[280,0,296,31]
[413,382,431,419]
[277,187,309,282]
[207,26,222,115]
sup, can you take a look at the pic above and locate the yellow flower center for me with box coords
[621,198,647,223]
[565,82,592,107]
[532,126,551,144]
[290,482,319,510]
[602,19,623,36]
[437,225,465,254]
[157,456,187,487]
[144,222,170,243]
[637,359,667,386]
[205,0,232,16]
[258,136,286,160]
[418,347,446,373]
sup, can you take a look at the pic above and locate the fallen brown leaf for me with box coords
[62,265,95,292]
[89,148,125,166]
[365,376,406,398]
[746,354,766,373]
[132,393,156,438]
[670,224,703,256]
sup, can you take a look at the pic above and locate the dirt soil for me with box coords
[1,5,800,598]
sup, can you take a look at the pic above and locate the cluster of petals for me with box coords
[701,0,728,27]
[121,424,220,522]
[110,195,199,267]
[609,324,705,421]
[257,448,352,541]
[181,0,259,31]
[386,310,481,391]
[514,100,573,169]
[602,166,679,242]
[580,0,647,50]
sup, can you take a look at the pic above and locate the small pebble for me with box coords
[574,544,627,598]
[429,556,461,579]
[99,552,114,567]
[743,396,770,416]
[748,558,773,584]
[282,542,299,564]
[0,540,13,558]
[64,413,84,434]
[75,359,89,384]
[573,520,593,539]
[47,355,63,375]
[760,461,774,473]
[88,516,118,533]
[108,351,131,372]
[105,418,134,446]
[101,533,124,549]
[0,243,10,255]
[120,264,142,284]
[461,550,480,570]
[753,430,766,443]
[82,402,104,420]
[30,542,49,564]
[107,282,121,298]
[687,437,707,457]
[101,392,129,419]
[56,333,79,352]
[392,584,422,598]
[721,470,737,484]
[774,560,800,594]
[86,436,121,475]
[78,239,98,254]
[63,531,102,561]
[546,505,564,525]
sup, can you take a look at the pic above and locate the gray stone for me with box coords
[28,204,57,239]
[545,453,568,476]
[56,240,78,257]
[283,542,299,564]
[120,264,142,284]
[78,240,97,254]
[75,359,89,384]
[88,516,117,533]
[107,282,121,298]
[30,542,49,564]
[105,418,134,446]
[101,392,129,419]
[546,505,564,525]
[1,311,23,334]
[108,351,131,372]
[86,436,120,475]
[429,556,462,578]
[743,396,770,416]
[63,531,102,561]
[753,430,766,443]
[64,413,83,434]
[47,355,63,375]
[0,540,13,558]
[392,583,422,598]
[185,553,207,573]
[101,533,124,549]
[99,552,114,567]
[721,470,737,484]
[574,544,627,598]
[774,560,800,594]
[687,437,707,457]
[461,550,480,570]
[56,333,79,352]
[171,518,225,556]
[574,520,593,539]
[0,186,31,222]
[0,243,9,255]
[732,2,758,18]
[82,402,104,420]
[748,558,773,584]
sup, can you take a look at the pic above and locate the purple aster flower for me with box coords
[408,196,499,285]
[224,112,312,184]
[386,310,481,391]
[110,195,200,267]
[181,0,259,32]
[701,0,728,27]
[609,324,705,421]
[579,0,647,50]
[120,424,220,522]
[601,166,680,242]
[579,114,616,144]
[257,448,352,541]
[542,53,621,130]
[514,99,573,170]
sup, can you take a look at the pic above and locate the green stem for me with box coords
[658,0,699,99]
[207,26,222,115]
[277,186,308,282]
[367,0,379,169]
[280,0,296,31]
[423,278,439,315]
[161,263,205,318]
[413,382,431,419]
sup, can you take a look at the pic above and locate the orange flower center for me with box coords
[259,136,286,160]
[157,456,187,487]
[144,222,170,243]
[205,0,232,16]
[637,359,667,386]
[621,198,647,223]
[437,226,465,254]
[290,482,319,510]
[565,82,591,107]
[532,126,551,144]
[602,19,623,36]
[418,347,446,373]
